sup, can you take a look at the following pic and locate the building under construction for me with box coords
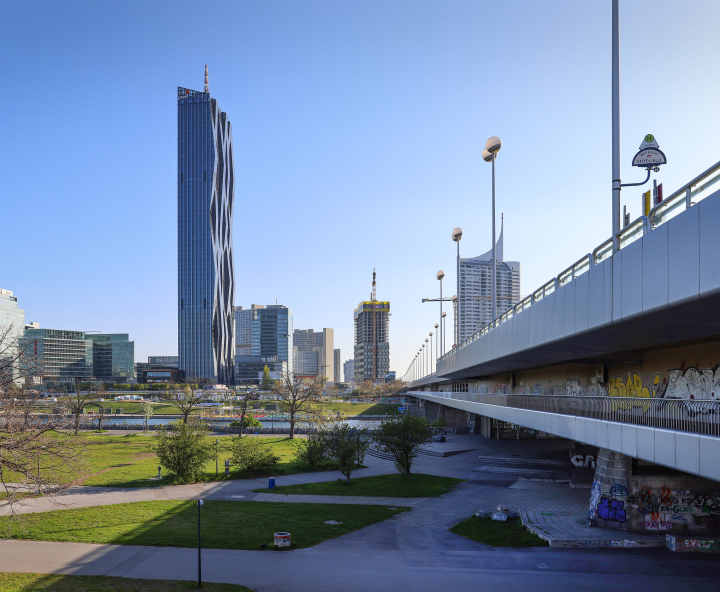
[353,270,390,384]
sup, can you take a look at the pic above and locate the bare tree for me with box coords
[272,370,324,439]
[62,380,99,435]
[141,400,154,432]
[0,324,83,511]
[176,382,204,425]
[236,388,258,437]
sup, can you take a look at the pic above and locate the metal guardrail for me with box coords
[438,159,720,364]
[415,392,720,436]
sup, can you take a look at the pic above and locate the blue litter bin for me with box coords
[269,477,275,489]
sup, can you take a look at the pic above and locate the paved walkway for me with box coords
[390,480,588,528]
[2,526,720,592]
[253,493,426,506]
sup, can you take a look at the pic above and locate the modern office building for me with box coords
[235,304,293,383]
[343,359,354,385]
[292,328,334,381]
[334,349,341,384]
[353,300,390,384]
[177,74,235,384]
[234,305,258,356]
[138,366,184,384]
[457,222,520,343]
[86,333,135,381]
[0,288,26,384]
[21,328,93,387]
[235,355,288,385]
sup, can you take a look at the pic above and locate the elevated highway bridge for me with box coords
[406,161,720,535]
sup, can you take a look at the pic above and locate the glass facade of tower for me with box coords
[21,329,93,382]
[86,333,135,380]
[250,305,293,374]
[0,288,26,385]
[178,86,235,383]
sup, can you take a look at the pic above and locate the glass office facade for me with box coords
[178,86,235,383]
[86,333,135,380]
[250,305,293,374]
[0,288,26,384]
[21,328,93,383]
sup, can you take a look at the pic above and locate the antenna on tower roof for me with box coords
[204,65,209,93]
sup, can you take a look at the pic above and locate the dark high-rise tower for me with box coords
[177,74,235,383]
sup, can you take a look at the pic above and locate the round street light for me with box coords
[437,270,445,355]
[484,135,502,321]
[486,136,502,154]
[452,228,463,347]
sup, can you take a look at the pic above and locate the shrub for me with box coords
[229,415,262,428]
[230,436,280,472]
[326,424,370,483]
[155,420,214,483]
[373,414,433,476]
[294,431,328,467]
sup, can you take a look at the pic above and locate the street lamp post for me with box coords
[429,332,433,374]
[424,339,429,376]
[436,270,445,356]
[612,0,621,253]
[434,324,439,363]
[483,136,502,322]
[452,228,462,346]
[442,312,447,352]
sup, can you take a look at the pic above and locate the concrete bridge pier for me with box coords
[589,449,720,535]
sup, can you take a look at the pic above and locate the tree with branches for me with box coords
[235,388,258,437]
[272,370,325,439]
[0,324,83,510]
[175,382,204,424]
[62,380,101,435]
[372,413,433,476]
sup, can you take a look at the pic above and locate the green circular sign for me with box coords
[645,134,654,143]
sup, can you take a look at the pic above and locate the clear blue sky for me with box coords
[3,0,719,378]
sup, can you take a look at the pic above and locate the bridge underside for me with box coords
[440,292,720,381]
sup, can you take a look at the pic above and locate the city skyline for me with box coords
[3,1,720,374]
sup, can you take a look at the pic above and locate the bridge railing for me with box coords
[412,392,720,436]
[438,159,720,364]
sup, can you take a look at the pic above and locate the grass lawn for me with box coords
[256,473,463,497]
[318,402,400,416]
[7,434,340,489]
[449,516,548,547]
[0,500,404,550]
[0,573,252,591]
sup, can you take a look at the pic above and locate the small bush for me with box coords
[230,436,280,472]
[294,432,328,467]
[155,421,214,483]
[229,415,263,428]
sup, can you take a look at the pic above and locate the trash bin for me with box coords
[269,477,275,489]
[274,532,291,547]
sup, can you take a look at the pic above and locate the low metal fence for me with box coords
[412,392,720,436]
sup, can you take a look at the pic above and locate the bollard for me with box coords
[269,477,275,489]
[225,459,230,477]
[157,466,162,479]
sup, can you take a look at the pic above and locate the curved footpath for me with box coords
[1,436,719,591]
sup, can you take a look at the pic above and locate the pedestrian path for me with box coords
[390,481,588,529]
[253,493,425,506]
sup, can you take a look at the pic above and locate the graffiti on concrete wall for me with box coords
[665,366,720,400]
[597,497,627,523]
[511,364,720,400]
[629,487,720,531]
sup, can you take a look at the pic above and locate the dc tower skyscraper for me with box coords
[177,67,235,383]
